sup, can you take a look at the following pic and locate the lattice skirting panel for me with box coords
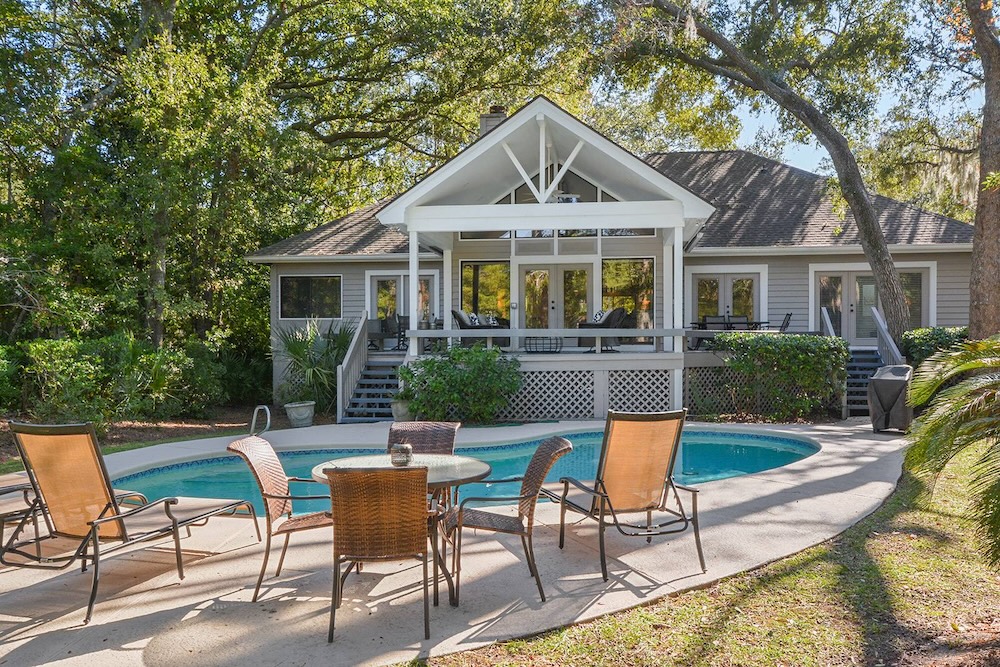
[608,370,672,412]
[498,370,595,421]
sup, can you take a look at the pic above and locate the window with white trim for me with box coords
[279,276,342,319]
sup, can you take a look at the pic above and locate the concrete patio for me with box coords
[0,418,906,666]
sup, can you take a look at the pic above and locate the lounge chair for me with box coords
[325,466,436,641]
[227,435,334,602]
[2,422,259,623]
[578,307,627,351]
[777,312,793,332]
[443,436,572,603]
[541,410,706,581]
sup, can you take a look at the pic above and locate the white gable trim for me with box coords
[376,97,714,227]
[404,201,685,233]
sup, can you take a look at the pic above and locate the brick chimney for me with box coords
[479,105,507,136]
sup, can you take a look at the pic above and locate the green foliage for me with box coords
[19,335,229,426]
[901,326,969,367]
[397,344,521,424]
[273,320,355,413]
[712,333,849,420]
[218,343,272,406]
[0,345,25,412]
[906,337,1000,566]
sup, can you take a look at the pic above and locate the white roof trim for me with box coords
[405,201,685,232]
[376,97,714,227]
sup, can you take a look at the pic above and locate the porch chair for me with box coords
[226,435,334,602]
[541,410,706,581]
[777,312,793,332]
[578,306,627,351]
[3,422,259,624]
[728,315,750,330]
[325,466,436,641]
[387,421,461,455]
[443,436,572,604]
[703,315,728,329]
[451,309,509,347]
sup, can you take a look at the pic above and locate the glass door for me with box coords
[370,274,435,322]
[691,273,759,323]
[520,264,592,331]
[815,272,882,345]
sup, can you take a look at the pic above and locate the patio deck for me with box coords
[0,419,905,666]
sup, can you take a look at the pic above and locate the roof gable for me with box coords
[376,96,714,227]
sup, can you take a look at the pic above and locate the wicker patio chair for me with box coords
[227,435,333,602]
[541,410,706,581]
[443,436,573,604]
[387,421,461,455]
[324,466,435,641]
[2,422,259,624]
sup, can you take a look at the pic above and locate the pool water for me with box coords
[114,430,818,517]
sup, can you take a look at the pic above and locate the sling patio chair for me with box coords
[2,422,260,624]
[227,435,334,602]
[541,410,706,581]
[324,466,437,641]
[443,435,572,604]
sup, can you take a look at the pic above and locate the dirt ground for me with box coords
[0,405,336,465]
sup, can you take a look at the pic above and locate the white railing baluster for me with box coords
[336,311,369,423]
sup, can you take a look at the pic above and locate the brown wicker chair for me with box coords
[2,422,259,624]
[541,410,705,581]
[387,421,461,455]
[443,436,573,604]
[227,435,334,602]
[324,466,435,641]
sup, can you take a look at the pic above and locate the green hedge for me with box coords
[397,345,521,424]
[711,333,850,420]
[19,335,228,427]
[901,326,969,367]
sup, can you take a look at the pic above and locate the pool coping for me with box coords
[0,418,907,667]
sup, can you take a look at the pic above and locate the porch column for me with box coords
[409,230,419,356]
[443,248,453,327]
[671,227,684,410]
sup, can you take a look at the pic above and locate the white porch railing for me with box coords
[820,307,837,337]
[871,307,904,365]
[336,311,369,423]
[405,327,687,353]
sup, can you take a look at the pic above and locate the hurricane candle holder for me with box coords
[390,443,413,466]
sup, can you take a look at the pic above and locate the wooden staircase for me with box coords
[846,348,882,417]
[340,352,404,423]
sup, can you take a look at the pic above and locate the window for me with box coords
[461,261,510,319]
[280,276,342,319]
[602,259,655,333]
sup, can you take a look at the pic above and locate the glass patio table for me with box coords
[311,453,491,607]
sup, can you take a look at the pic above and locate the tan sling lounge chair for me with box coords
[2,422,260,623]
[542,410,706,581]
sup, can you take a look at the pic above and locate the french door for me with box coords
[816,271,928,345]
[370,274,435,321]
[519,264,591,330]
[692,273,759,321]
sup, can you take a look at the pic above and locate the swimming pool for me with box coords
[114,429,819,517]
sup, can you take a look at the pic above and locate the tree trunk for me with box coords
[967,0,1000,339]
[146,210,168,348]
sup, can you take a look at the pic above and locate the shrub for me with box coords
[711,333,849,420]
[219,343,272,405]
[0,344,25,413]
[180,341,228,417]
[273,320,355,413]
[398,344,521,423]
[901,326,969,367]
[22,338,110,426]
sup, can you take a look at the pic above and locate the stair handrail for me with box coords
[820,306,837,337]
[870,306,904,366]
[336,312,369,423]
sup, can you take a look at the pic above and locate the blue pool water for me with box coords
[114,430,818,517]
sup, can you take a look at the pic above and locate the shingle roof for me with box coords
[645,150,973,249]
[251,150,973,261]
[250,199,415,259]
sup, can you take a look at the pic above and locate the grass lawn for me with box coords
[422,446,1000,666]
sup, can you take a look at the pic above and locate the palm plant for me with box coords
[273,320,355,413]
[906,336,1000,565]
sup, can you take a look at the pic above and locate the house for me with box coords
[249,97,974,421]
